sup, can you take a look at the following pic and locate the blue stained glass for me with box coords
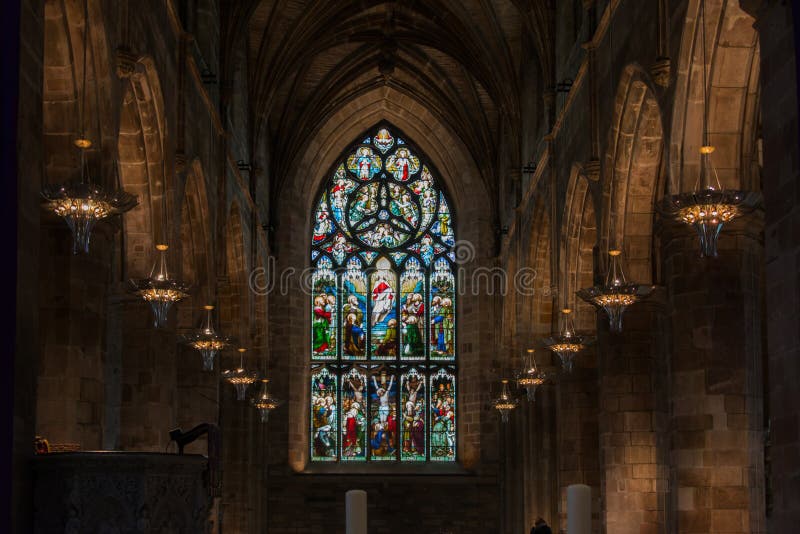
[430,368,455,461]
[370,258,397,360]
[311,257,337,360]
[341,258,367,359]
[310,125,458,463]
[311,367,338,461]
[359,251,378,265]
[368,367,397,460]
[400,258,425,360]
[341,367,368,461]
[389,252,407,266]
[430,259,455,360]
[401,367,426,461]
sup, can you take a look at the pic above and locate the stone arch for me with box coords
[527,192,554,340]
[42,0,114,185]
[602,65,666,284]
[671,0,761,193]
[179,161,213,288]
[273,102,493,472]
[561,163,598,331]
[117,56,168,278]
[220,201,250,343]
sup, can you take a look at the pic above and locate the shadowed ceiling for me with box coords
[231,0,555,201]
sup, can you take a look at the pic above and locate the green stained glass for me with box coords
[309,125,457,463]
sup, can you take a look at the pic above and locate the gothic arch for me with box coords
[671,0,761,193]
[602,65,666,284]
[117,56,168,277]
[42,0,114,185]
[561,164,598,331]
[221,201,250,343]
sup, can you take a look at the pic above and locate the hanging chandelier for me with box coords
[656,0,757,257]
[182,305,233,371]
[577,250,653,333]
[516,349,546,402]
[222,348,259,401]
[491,379,518,423]
[41,0,136,254]
[542,308,594,373]
[128,244,190,327]
[252,379,283,423]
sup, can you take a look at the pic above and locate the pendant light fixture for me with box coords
[577,249,653,333]
[656,0,757,257]
[252,379,283,423]
[252,344,282,423]
[222,347,259,401]
[128,139,189,327]
[41,0,136,254]
[491,379,518,423]
[182,305,233,371]
[542,308,594,373]
[516,349,546,402]
[129,244,190,327]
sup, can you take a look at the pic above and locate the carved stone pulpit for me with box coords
[33,452,211,533]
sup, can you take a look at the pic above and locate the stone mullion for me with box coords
[663,221,765,534]
[598,307,666,534]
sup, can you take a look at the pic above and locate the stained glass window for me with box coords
[309,125,457,463]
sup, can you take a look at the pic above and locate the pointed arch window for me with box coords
[310,125,456,463]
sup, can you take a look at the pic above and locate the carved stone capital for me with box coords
[174,151,187,174]
[582,159,601,182]
[116,47,140,79]
[651,57,671,88]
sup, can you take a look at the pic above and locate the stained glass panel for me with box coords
[430,367,455,461]
[368,367,397,460]
[310,125,457,464]
[430,258,455,360]
[400,257,426,360]
[311,366,338,461]
[311,256,337,360]
[369,258,397,360]
[341,367,368,461]
[401,367,426,461]
[386,147,420,181]
[347,147,382,180]
[341,258,367,359]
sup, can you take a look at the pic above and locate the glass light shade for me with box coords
[658,147,758,257]
[577,250,653,333]
[222,348,259,401]
[516,349,546,402]
[182,305,233,370]
[252,379,283,423]
[129,245,190,327]
[492,379,518,423]
[42,181,138,254]
[542,308,594,372]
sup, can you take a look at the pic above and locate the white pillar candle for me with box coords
[566,484,591,534]
[346,489,367,534]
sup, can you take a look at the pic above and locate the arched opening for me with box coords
[602,66,665,284]
[117,58,168,278]
[671,0,761,193]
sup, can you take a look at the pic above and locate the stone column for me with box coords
[747,2,800,531]
[113,294,179,452]
[662,218,765,533]
[597,304,668,534]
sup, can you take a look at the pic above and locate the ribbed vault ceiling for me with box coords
[240,0,555,201]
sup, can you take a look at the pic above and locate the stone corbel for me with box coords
[651,57,672,88]
[116,47,141,79]
[582,159,601,182]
